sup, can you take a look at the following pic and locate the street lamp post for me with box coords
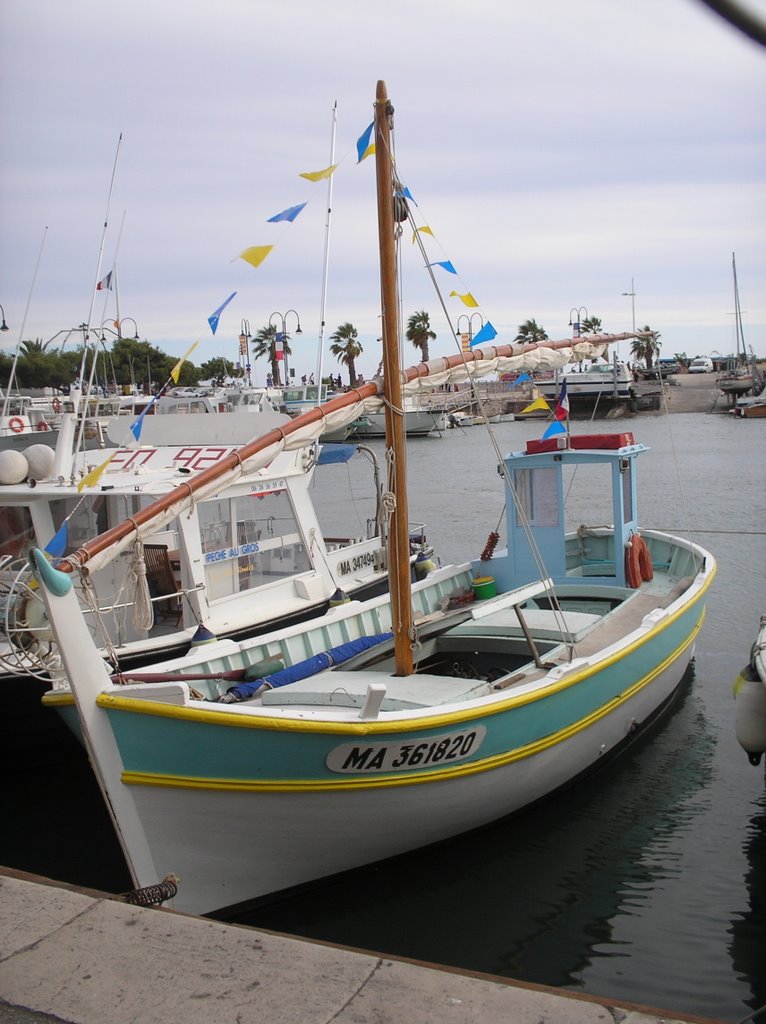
[621,280,636,336]
[0,304,9,332]
[269,310,302,386]
[116,317,140,340]
[621,280,636,362]
[239,319,252,385]
[568,307,589,338]
[456,313,483,348]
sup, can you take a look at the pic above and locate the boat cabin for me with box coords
[476,433,646,591]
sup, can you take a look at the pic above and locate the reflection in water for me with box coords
[728,791,766,1013]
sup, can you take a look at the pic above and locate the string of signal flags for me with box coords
[204,115,501,351]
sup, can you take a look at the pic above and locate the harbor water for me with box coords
[3,410,764,1021]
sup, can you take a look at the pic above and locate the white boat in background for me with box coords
[350,404,445,438]
[29,81,715,917]
[0,404,427,680]
[535,356,633,404]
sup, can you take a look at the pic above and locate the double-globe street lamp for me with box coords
[268,310,302,385]
[0,303,9,332]
[568,307,589,338]
[456,313,484,348]
[239,319,252,385]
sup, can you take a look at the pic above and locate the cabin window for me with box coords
[622,465,633,525]
[0,506,34,559]
[49,496,109,552]
[199,489,311,601]
[514,467,559,528]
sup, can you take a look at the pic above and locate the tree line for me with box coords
[1,312,663,392]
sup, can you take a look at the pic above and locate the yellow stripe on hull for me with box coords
[95,598,707,737]
[121,619,700,795]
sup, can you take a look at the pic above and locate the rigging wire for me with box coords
[382,142,577,651]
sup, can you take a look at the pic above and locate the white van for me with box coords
[689,356,714,374]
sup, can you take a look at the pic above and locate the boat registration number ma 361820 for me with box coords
[326,727,487,774]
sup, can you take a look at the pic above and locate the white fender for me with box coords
[733,670,766,766]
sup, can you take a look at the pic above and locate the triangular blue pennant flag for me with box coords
[207,291,237,335]
[44,522,68,558]
[129,395,158,442]
[267,202,307,224]
[470,321,498,347]
[541,419,568,440]
[430,260,457,275]
[400,185,417,206]
[356,122,374,163]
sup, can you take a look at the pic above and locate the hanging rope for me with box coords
[78,573,121,668]
[130,537,154,633]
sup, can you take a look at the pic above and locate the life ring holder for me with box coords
[8,417,24,434]
[36,420,51,432]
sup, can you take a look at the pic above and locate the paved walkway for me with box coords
[0,870,722,1024]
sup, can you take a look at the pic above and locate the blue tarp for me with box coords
[317,443,358,465]
[227,632,393,701]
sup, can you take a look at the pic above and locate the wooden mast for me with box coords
[374,80,414,676]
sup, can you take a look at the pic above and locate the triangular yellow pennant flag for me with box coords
[449,291,479,308]
[520,397,552,415]
[299,164,338,182]
[77,453,116,492]
[171,341,200,384]
[238,245,274,269]
[412,226,434,243]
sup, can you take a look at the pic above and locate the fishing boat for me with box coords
[733,615,766,765]
[29,81,715,916]
[717,253,759,402]
[0,402,420,680]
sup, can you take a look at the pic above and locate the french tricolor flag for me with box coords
[555,379,569,421]
[96,271,113,291]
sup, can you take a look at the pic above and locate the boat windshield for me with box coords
[199,488,312,601]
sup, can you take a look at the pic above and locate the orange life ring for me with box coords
[624,533,653,589]
[8,417,24,434]
[36,420,50,432]
[637,536,653,581]
[52,397,62,413]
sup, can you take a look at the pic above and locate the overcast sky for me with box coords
[1,0,764,382]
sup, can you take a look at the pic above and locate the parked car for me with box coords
[689,356,714,374]
[643,359,680,380]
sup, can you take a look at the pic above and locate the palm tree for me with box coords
[515,319,548,344]
[329,322,363,387]
[630,326,662,371]
[252,325,292,387]
[405,311,436,362]
[580,315,603,334]
[19,338,45,357]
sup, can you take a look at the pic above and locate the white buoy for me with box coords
[0,450,29,485]
[733,669,766,766]
[23,443,56,481]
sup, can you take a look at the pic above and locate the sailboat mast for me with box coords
[732,251,746,361]
[374,80,414,676]
[314,101,338,395]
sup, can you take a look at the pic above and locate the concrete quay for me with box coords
[0,870,723,1024]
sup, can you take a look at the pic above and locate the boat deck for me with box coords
[255,570,696,713]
